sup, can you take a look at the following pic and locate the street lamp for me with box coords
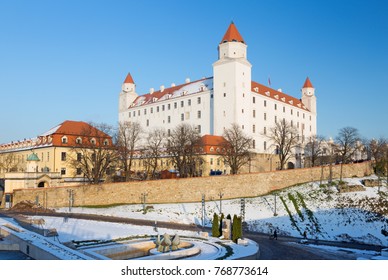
[219,192,224,215]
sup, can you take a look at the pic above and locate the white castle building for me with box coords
[118,23,317,168]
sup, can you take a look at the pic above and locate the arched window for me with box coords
[61,136,68,144]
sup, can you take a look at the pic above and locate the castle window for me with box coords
[252,139,256,149]
[174,102,177,109]
[146,120,149,127]
[242,109,244,113]
[157,106,159,112]
[162,105,165,111]
[210,158,213,165]
[61,136,68,144]
[253,110,256,118]
[224,93,226,97]
[264,141,267,150]
[188,99,191,106]
[197,110,201,119]
[197,125,201,133]
[264,113,267,121]
[264,100,267,107]
[283,106,285,113]
[129,112,131,118]
[253,124,256,133]
[76,137,82,144]
[168,116,171,123]
[61,152,66,161]
[104,139,109,146]
[77,153,82,161]
[197,97,201,104]
[297,111,300,117]
[61,168,66,175]
[138,110,140,116]
[275,116,277,123]
[181,101,184,107]
[274,104,277,110]
[151,107,153,113]
[144,108,147,115]
[291,109,293,115]
[181,113,184,121]
[253,97,255,103]
[76,168,82,175]
[168,103,171,110]
[264,127,266,135]
[303,113,305,119]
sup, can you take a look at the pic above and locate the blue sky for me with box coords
[0,0,387,144]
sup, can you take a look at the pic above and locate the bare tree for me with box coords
[141,128,166,179]
[266,120,300,170]
[68,122,116,184]
[116,121,142,181]
[166,123,202,178]
[367,137,388,179]
[304,135,325,167]
[335,126,361,181]
[219,123,253,175]
[0,153,19,172]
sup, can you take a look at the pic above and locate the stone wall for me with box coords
[8,162,372,209]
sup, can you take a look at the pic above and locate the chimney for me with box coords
[185,78,190,83]
[160,85,165,92]
[150,88,154,94]
[171,83,176,87]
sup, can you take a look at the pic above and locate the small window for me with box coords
[253,110,256,118]
[146,119,149,127]
[264,127,266,135]
[61,136,68,144]
[174,102,177,109]
[162,105,165,111]
[197,125,201,133]
[168,104,171,110]
[291,109,293,115]
[76,168,82,175]
[253,124,256,133]
[283,106,285,113]
[61,152,66,161]
[264,113,267,121]
[76,137,82,144]
[274,104,277,110]
[144,108,147,115]
[168,116,171,123]
[151,107,154,113]
[90,138,96,145]
[181,100,184,107]
[253,97,256,103]
[264,141,267,150]
[264,100,267,107]
[77,153,82,162]
[104,139,109,146]
[129,112,131,118]
[181,113,184,121]
[197,110,201,119]
[157,106,160,112]
[188,99,191,106]
[61,168,66,175]
[224,93,226,97]
[252,139,256,149]
[197,97,201,104]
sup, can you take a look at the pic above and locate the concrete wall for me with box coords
[9,162,372,208]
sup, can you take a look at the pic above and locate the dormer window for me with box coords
[103,139,109,146]
[90,138,96,145]
[76,137,82,144]
[61,136,68,144]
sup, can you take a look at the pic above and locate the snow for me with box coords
[1,175,387,260]
[56,176,388,248]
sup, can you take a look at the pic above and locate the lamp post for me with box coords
[141,192,148,214]
[219,192,224,215]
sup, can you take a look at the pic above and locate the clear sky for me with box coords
[1,0,387,144]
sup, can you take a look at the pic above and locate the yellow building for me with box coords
[0,120,113,206]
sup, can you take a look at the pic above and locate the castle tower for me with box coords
[301,77,316,114]
[119,72,138,123]
[213,22,252,135]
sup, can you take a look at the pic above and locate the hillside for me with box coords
[56,175,388,247]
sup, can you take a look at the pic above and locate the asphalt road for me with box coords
[1,210,384,260]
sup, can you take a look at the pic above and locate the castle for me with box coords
[118,22,317,169]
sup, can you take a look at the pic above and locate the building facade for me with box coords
[0,120,113,198]
[119,22,317,170]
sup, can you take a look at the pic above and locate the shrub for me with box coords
[212,213,220,237]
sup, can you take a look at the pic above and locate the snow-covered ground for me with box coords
[55,175,388,247]
[1,175,387,260]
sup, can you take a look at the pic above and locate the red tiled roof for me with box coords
[303,77,314,88]
[221,22,245,44]
[124,72,134,84]
[251,81,309,111]
[130,77,211,108]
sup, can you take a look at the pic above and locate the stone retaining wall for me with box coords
[8,162,372,208]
